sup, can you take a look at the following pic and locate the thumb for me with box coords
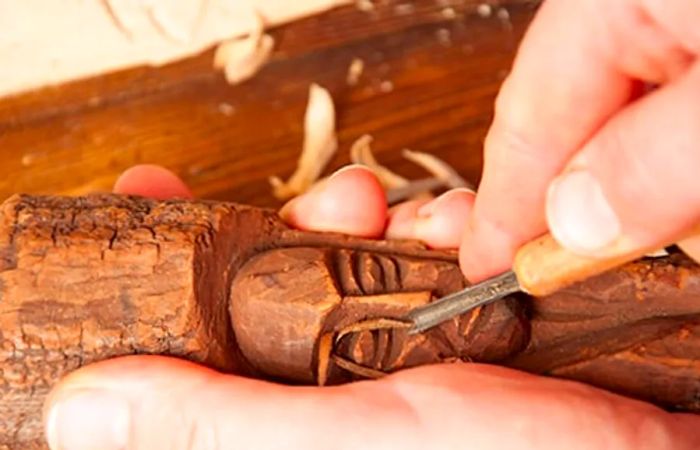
[545,63,700,260]
[42,356,700,450]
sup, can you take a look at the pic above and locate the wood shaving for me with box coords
[379,80,394,93]
[217,102,236,116]
[394,3,415,15]
[476,3,492,17]
[334,318,411,343]
[497,7,510,21]
[436,28,452,46]
[356,0,375,12]
[496,7,512,30]
[349,135,408,189]
[386,178,442,204]
[346,58,365,86]
[271,103,475,204]
[213,10,275,85]
[270,84,338,199]
[645,248,670,258]
[441,7,457,19]
[332,355,387,379]
[402,149,474,190]
[347,136,471,204]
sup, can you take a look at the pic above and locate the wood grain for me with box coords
[0,0,541,207]
[2,193,700,448]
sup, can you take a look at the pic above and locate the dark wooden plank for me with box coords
[0,0,541,207]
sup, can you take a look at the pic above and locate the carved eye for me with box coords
[328,249,465,296]
[329,249,403,295]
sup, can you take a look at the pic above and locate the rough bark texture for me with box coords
[1,194,699,449]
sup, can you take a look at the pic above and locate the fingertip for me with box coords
[280,165,388,238]
[43,356,207,450]
[678,235,700,265]
[385,199,430,240]
[113,165,193,200]
[386,189,475,249]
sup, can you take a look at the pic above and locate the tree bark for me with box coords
[1,194,699,449]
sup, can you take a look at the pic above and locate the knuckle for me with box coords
[487,77,554,167]
[484,115,545,169]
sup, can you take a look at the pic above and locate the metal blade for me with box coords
[407,270,521,334]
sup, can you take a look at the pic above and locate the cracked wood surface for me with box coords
[0,0,541,206]
[1,194,700,449]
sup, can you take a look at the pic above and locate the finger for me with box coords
[279,165,387,238]
[386,189,475,249]
[43,356,700,450]
[678,235,700,264]
[113,165,193,200]
[545,63,700,257]
[461,0,700,282]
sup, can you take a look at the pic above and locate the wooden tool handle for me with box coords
[514,225,700,297]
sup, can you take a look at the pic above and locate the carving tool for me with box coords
[406,228,699,334]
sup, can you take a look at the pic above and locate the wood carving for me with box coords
[1,194,699,449]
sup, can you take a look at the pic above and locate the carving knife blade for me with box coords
[407,270,519,334]
[406,225,700,335]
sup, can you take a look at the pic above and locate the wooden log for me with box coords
[1,194,700,449]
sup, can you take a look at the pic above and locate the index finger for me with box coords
[460,0,696,282]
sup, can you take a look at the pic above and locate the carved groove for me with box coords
[377,254,402,292]
[330,249,361,295]
[350,250,366,295]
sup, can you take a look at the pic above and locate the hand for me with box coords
[43,164,700,449]
[460,0,700,282]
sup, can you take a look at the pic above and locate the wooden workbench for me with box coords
[0,0,540,207]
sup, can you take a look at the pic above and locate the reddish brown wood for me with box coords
[1,194,699,449]
[0,0,541,207]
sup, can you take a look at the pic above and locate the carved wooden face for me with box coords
[230,247,529,384]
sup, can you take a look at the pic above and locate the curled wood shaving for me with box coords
[348,135,474,204]
[350,135,409,190]
[385,178,443,204]
[270,84,338,199]
[402,149,474,190]
[213,9,274,85]
[332,355,387,379]
[270,100,474,203]
[476,3,493,18]
[356,0,375,12]
[334,318,412,344]
[346,58,365,86]
[645,248,670,258]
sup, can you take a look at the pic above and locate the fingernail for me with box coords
[329,163,375,179]
[417,188,474,218]
[46,389,130,450]
[547,170,621,253]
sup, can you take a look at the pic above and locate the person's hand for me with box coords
[460,0,700,282]
[43,164,700,449]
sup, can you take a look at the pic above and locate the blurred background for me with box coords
[0,0,540,208]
